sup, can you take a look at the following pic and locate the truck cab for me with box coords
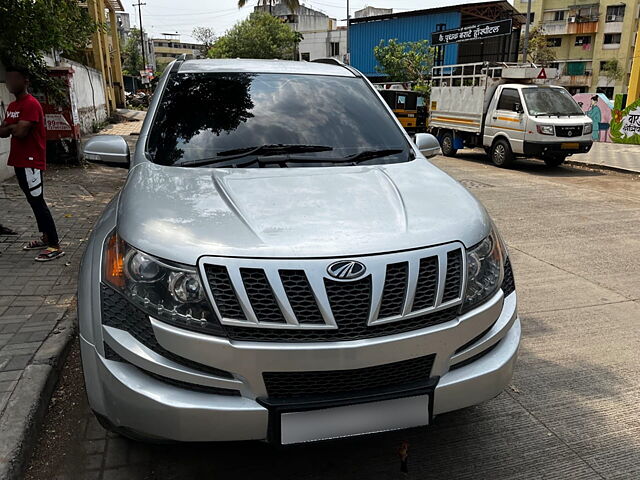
[429,63,593,167]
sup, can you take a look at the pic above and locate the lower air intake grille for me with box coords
[100,284,233,379]
[263,354,435,399]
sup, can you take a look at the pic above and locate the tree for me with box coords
[238,0,300,13]
[601,59,624,87]
[0,0,97,91]
[524,26,556,66]
[122,28,144,76]
[192,26,216,53]
[373,39,435,93]
[208,12,300,60]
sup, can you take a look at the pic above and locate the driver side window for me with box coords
[497,88,521,112]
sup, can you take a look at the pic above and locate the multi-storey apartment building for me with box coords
[518,0,637,98]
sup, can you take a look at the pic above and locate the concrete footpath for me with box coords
[569,141,640,174]
[0,162,127,479]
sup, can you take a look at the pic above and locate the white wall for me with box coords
[60,58,108,134]
[299,30,347,61]
[0,63,13,182]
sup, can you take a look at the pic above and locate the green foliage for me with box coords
[601,59,624,86]
[525,26,556,66]
[192,26,216,53]
[208,12,300,60]
[373,39,434,92]
[0,0,97,93]
[122,28,144,76]
[238,0,300,13]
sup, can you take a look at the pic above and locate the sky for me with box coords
[122,0,468,43]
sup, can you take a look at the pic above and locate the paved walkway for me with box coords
[0,161,127,478]
[570,141,640,174]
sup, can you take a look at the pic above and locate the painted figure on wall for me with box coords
[573,93,612,142]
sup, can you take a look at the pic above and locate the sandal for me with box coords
[35,247,65,262]
[23,239,47,250]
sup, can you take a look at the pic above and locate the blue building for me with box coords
[349,1,524,78]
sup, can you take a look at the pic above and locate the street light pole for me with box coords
[522,0,532,63]
[133,1,147,72]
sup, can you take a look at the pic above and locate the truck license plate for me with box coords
[280,394,430,444]
[561,142,579,150]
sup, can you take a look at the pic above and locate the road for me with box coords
[24,152,640,480]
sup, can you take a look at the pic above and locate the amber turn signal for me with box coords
[104,232,125,289]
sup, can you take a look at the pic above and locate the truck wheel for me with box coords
[491,139,514,167]
[544,155,567,167]
[441,132,458,157]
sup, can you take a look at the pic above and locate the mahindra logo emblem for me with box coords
[327,260,366,280]
[567,130,573,137]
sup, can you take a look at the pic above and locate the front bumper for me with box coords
[523,140,592,156]
[81,291,520,443]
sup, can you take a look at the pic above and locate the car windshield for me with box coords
[522,87,584,116]
[146,72,412,167]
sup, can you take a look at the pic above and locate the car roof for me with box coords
[178,58,356,77]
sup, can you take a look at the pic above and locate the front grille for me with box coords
[502,257,516,296]
[100,284,233,379]
[103,342,239,396]
[263,354,435,399]
[202,245,464,342]
[224,306,458,342]
[555,125,583,138]
[378,262,409,318]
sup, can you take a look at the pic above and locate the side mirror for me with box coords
[514,102,523,114]
[83,135,130,169]
[414,133,441,159]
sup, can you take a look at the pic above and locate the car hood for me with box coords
[117,160,491,265]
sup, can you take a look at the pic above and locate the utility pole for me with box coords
[133,1,147,73]
[522,0,532,63]
[346,0,350,63]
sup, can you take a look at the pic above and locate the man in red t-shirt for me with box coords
[0,66,64,261]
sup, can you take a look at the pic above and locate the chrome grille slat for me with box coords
[199,242,466,340]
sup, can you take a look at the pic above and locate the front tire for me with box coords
[491,139,514,167]
[543,155,567,167]
[441,132,458,157]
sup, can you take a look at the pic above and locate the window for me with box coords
[575,36,592,46]
[543,10,565,21]
[604,33,622,45]
[300,52,310,61]
[330,41,340,56]
[606,5,625,21]
[547,38,562,47]
[596,86,614,99]
[497,88,521,111]
[554,10,566,21]
[146,73,412,167]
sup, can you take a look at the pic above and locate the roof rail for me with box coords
[170,54,187,73]
[311,58,345,67]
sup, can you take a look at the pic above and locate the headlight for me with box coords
[462,229,505,313]
[103,232,223,335]
[536,125,554,135]
[583,123,593,135]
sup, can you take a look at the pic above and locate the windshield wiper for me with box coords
[181,144,333,167]
[342,149,405,163]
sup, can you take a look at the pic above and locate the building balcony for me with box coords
[603,21,623,34]
[542,21,568,35]
[567,20,599,34]
[556,74,592,86]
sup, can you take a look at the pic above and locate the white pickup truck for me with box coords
[428,62,593,167]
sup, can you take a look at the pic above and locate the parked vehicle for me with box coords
[376,86,427,133]
[80,58,519,444]
[428,62,593,167]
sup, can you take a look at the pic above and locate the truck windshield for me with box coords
[521,87,584,116]
[147,72,412,167]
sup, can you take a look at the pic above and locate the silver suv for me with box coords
[80,59,519,444]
